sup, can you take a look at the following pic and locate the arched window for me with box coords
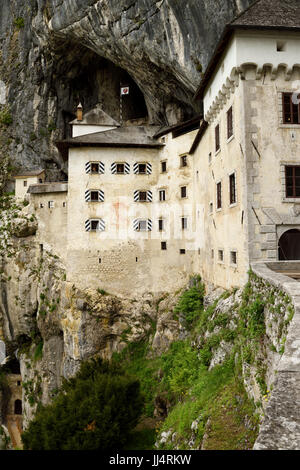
[278,229,300,260]
[14,399,22,415]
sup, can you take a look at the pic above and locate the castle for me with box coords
[14,0,300,296]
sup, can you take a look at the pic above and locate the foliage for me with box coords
[0,107,13,126]
[14,17,25,29]
[174,280,205,329]
[21,357,144,450]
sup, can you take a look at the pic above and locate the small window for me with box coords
[209,202,213,214]
[217,182,222,209]
[117,163,125,174]
[198,248,200,255]
[277,41,286,52]
[91,163,99,174]
[211,249,214,259]
[17,381,21,386]
[90,191,99,201]
[39,203,44,208]
[138,163,146,174]
[180,249,186,255]
[209,152,212,165]
[181,186,187,198]
[229,173,236,204]
[282,93,300,124]
[63,202,66,207]
[285,166,300,197]
[218,250,224,262]
[48,201,54,209]
[139,191,147,202]
[23,180,27,187]
[230,251,237,265]
[136,257,138,263]
[227,106,233,139]
[215,124,220,152]
[158,219,164,231]
[91,220,99,231]
[161,241,167,250]
[181,217,187,230]
[161,161,167,173]
[39,178,43,184]
[180,155,187,167]
[138,220,147,231]
[99,258,101,264]
[159,189,166,201]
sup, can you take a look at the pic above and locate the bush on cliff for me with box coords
[21,358,144,450]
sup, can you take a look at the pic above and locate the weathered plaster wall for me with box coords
[193,77,249,290]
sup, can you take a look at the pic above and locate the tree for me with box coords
[21,358,144,450]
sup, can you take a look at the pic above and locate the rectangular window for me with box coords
[23,180,27,187]
[159,189,166,201]
[180,155,187,167]
[227,106,233,139]
[180,249,186,255]
[161,241,167,250]
[181,186,187,198]
[158,219,164,231]
[90,191,99,201]
[215,124,220,152]
[282,93,300,124]
[161,161,167,173]
[218,250,224,262]
[138,220,147,231]
[117,163,125,174]
[91,163,99,174]
[229,173,236,204]
[230,251,237,265]
[48,201,54,209]
[217,182,222,209]
[138,163,146,174]
[91,220,99,231]
[181,217,187,230]
[285,166,300,197]
[139,191,147,202]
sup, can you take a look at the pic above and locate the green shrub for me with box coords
[14,17,24,29]
[21,358,144,450]
[174,282,205,329]
[0,108,13,126]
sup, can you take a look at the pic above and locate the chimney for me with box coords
[77,103,83,121]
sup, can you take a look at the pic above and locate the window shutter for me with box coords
[99,162,105,174]
[125,163,130,174]
[146,163,152,174]
[85,190,91,202]
[99,219,105,231]
[147,219,152,231]
[133,219,139,231]
[85,220,91,232]
[111,163,117,174]
[147,191,153,202]
[134,190,139,202]
[98,190,104,202]
[85,162,91,174]
[133,163,139,174]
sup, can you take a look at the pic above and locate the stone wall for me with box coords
[251,261,300,450]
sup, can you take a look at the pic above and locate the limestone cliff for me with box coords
[0,0,253,179]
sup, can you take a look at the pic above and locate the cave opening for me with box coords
[51,42,149,140]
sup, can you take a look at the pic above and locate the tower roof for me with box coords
[232,0,300,30]
[195,0,300,100]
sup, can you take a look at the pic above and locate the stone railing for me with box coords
[251,261,300,450]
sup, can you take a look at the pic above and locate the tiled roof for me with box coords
[232,0,300,30]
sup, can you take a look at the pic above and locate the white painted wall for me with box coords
[72,125,117,137]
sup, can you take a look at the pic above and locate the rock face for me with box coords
[0,214,184,426]
[0,0,253,176]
